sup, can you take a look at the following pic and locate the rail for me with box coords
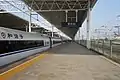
[78,39,120,63]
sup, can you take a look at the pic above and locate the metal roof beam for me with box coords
[32,9,87,12]
[24,0,88,11]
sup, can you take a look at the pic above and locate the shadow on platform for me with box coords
[48,42,100,55]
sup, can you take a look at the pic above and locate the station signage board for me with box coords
[61,22,81,28]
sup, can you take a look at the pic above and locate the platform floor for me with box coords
[10,42,120,80]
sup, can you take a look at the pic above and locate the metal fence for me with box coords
[76,39,120,63]
[91,39,120,63]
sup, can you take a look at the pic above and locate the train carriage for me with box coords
[0,27,62,67]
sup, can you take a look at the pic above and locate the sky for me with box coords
[91,0,120,29]
[75,0,120,40]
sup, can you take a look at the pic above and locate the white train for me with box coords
[0,27,63,67]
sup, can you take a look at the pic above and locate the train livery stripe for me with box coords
[0,52,47,80]
[0,46,47,57]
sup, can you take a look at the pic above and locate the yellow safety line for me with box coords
[0,52,47,80]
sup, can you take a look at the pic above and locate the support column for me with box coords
[86,0,91,49]
[26,25,28,32]
[79,28,80,44]
[76,10,78,22]
[29,9,32,32]
[52,25,54,37]
[58,31,61,38]
[118,26,120,35]
[65,10,68,22]
[76,10,80,43]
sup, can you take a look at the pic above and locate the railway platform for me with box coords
[2,42,120,80]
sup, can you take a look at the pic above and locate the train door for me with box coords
[49,37,52,48]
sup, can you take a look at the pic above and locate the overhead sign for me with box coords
[61,22,81,28]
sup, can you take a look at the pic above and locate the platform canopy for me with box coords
[0,13,28,31]
[0,13,44,32]
[23,0,97,38]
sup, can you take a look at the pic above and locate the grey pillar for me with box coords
[76,10,78,22]
[58,31,61,38]
[29,9,32,32]
[26,25,28,32]
[52,25,54,37]
[79,28,81,44]
[76,10,80,43]
[65,10,68,22]
[86,0,91,49]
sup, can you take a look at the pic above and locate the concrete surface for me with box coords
[10,42,120,80]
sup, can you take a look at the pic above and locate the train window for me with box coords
[0,40,44,54]
[53,40,61,44]
[47,42,49,44]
